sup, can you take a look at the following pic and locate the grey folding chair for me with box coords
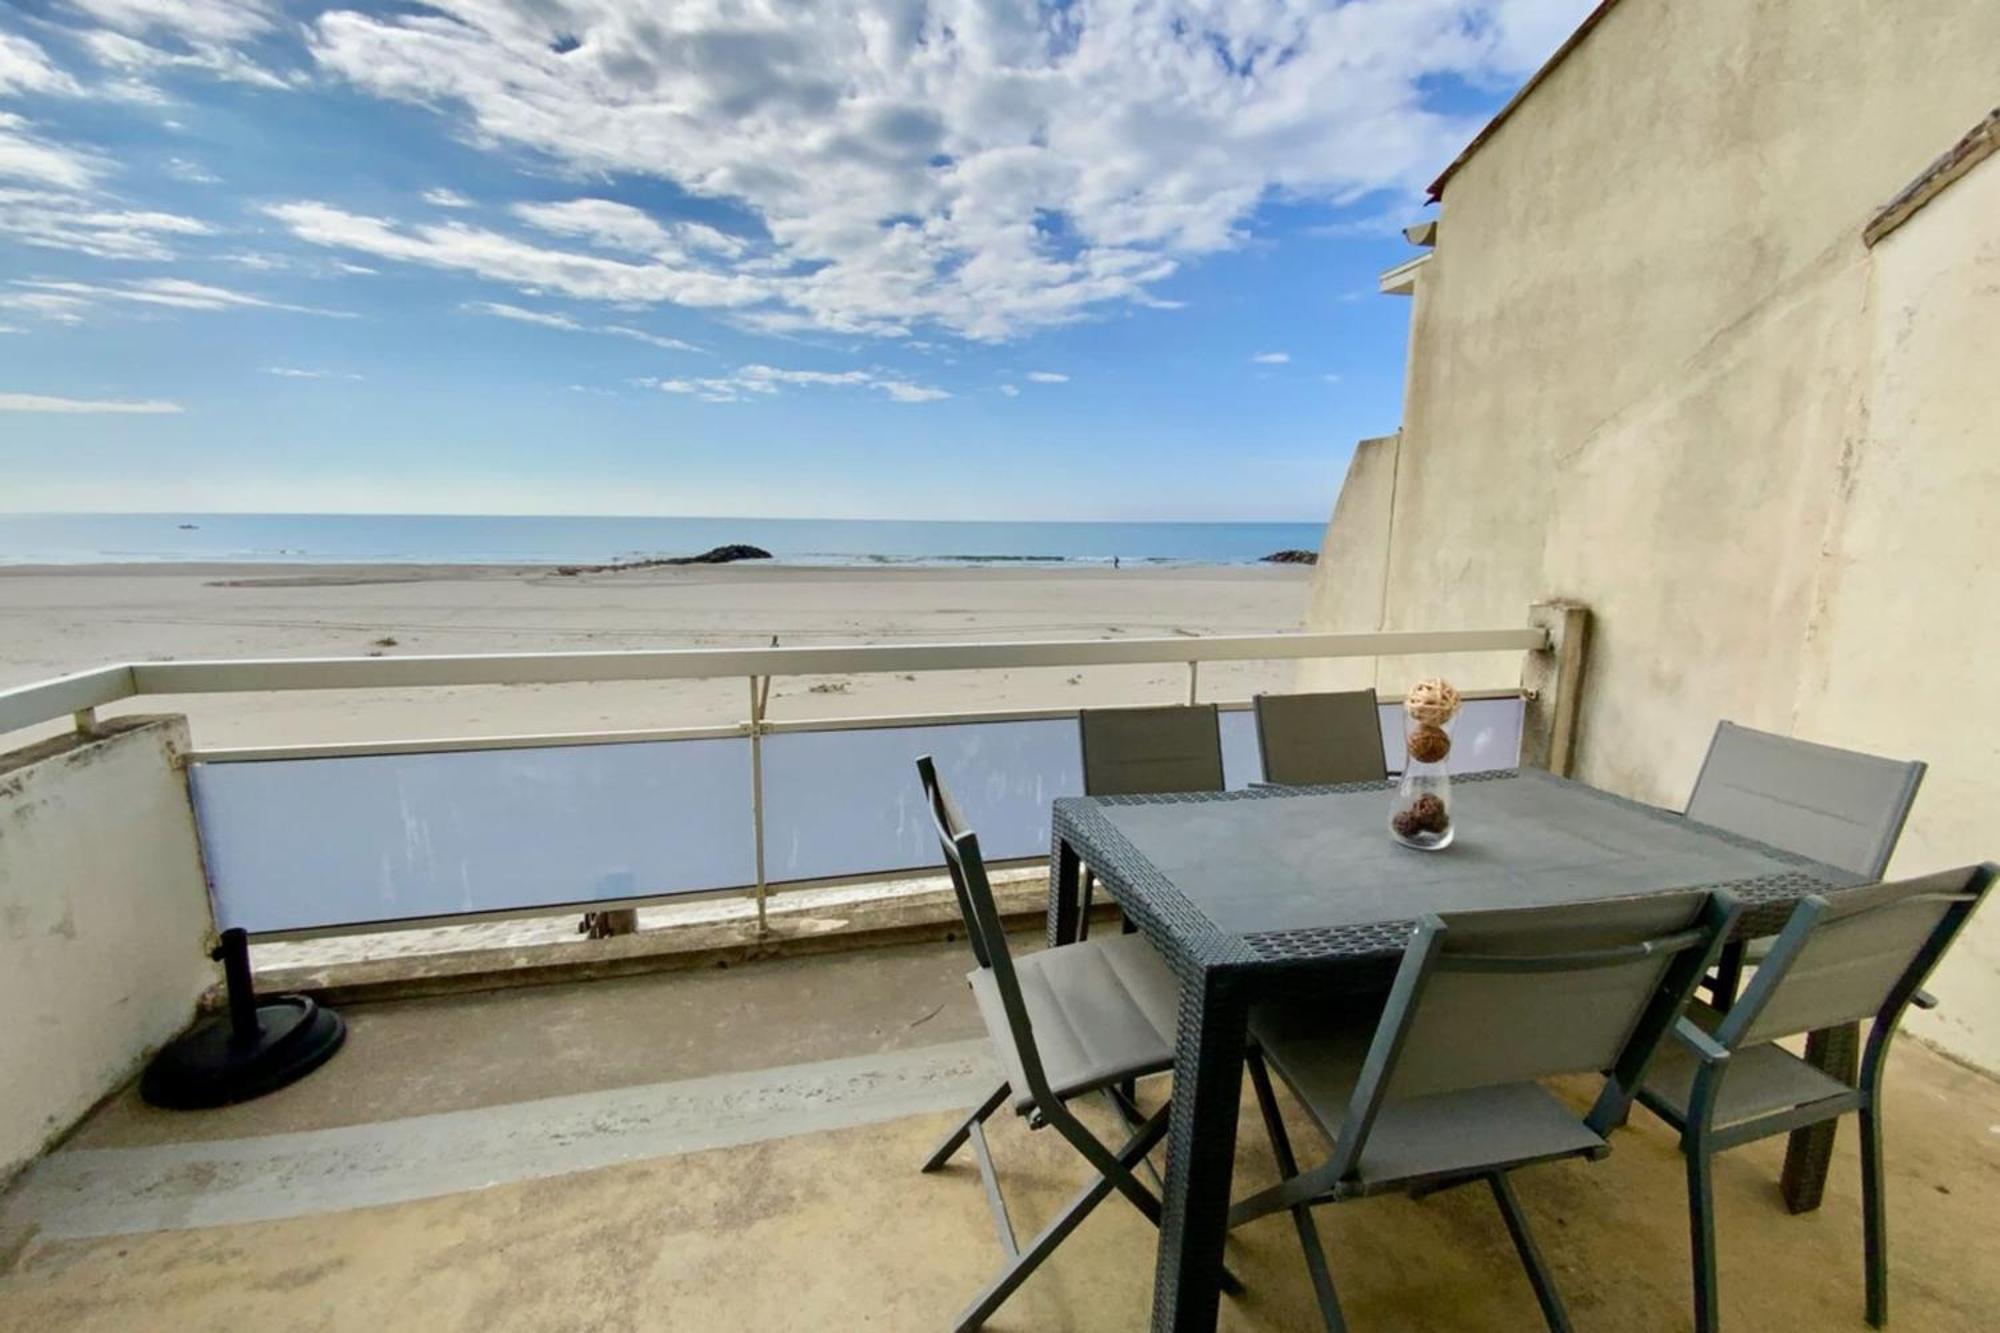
[1231,890,1737,1332]
[1628,864,1993,1333]
[913,755,1237,1331]
[1075,703,1224,939]
[1686,722,1926,1006]
[1253,689,1387,786]
[1685,722,1925,880]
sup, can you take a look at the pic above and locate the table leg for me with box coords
[1781,1022,1861,1214]
[1152,969,1247,1333]
[1048,834,1083,948]
[1709,940,1746,1013]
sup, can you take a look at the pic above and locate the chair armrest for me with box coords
[1670,1016,1730,1065]
[1911,988,1940,1011]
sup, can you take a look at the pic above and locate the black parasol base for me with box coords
[140,927,346,1110]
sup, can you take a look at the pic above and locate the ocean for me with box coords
[0,513,1323,567]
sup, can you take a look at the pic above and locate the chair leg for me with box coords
[1077,868,1095,941]
[1056,1100,1246,1297]
[1859,1102,1888,1328]
[1487,1172,1573,1333]
[951,1101,1172,1332]
[1686,1146,1721,1333]
[1103,1086,1165,1193]
[1247,1048,1345,1332]
[924,1081,1010,1172]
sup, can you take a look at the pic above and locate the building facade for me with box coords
[1302,0,2000,1067]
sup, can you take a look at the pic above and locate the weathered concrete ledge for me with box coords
[254,871,1101,1006]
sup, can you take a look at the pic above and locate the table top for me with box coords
[1051,769,1864,971]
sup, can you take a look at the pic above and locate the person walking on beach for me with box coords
[1113,555,1120,570]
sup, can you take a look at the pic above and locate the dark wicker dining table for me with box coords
[1045,767,1866,1333]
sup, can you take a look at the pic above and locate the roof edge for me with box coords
[1427,0,1624,201]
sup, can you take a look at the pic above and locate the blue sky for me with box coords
[0,1,1589,521]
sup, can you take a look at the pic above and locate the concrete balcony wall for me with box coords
[0,717,217,1183]
[1296,433,1398,694]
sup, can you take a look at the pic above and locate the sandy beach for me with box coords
[0,561,1315,749]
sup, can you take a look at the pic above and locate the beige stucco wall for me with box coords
[1305,0,2000,1066]
[1297,433,1400,693]
[1791,148,2000,1065]
[0,718,218,1182]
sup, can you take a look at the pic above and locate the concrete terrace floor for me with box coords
[4,937,2000,1332]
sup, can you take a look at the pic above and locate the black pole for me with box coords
[217,927,262,1045]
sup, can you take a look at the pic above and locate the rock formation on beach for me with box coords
[556,544,774,575]
[1261,549,1318,565]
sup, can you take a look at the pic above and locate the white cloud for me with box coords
[1322,372,1343,384]
[164,155,219,183]
[0,112,221,264]
[639,363,947,405]
[879,379,950,403]
[0,324,24,334]
[11,277,353,318]
[265,366,360,380]
[0,33,85,97]
[998,383,1019,397]
[266,200,769,309]
[0,186,212,261]
[0,392,182,414]
[466,300,702,352]
[79,27,291,91]
[71,0,278,46]
[67,1,294,90]
[1025,371,1069,383]
[0,113,101,190]
[513,198,744,260]
[297,0,1588,340]
[1252,351,1291,364]
[0,289,91,323]
[422,187,474,209]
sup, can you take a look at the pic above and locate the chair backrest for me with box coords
[1720,864,1994,1050]
[1078,704,1225,797]
[1253,689,1387,786]
[915,755,1059,1104]
[1684,721,1925,878]
[1328,889,1735,1179]
[916,752,995,969]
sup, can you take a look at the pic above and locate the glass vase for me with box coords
[1388,716,1455,850]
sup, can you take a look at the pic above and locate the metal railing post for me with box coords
[1186,661,1199,704]
[1520,601,1590,777]
[72,707,100,737]
[748,675,770,939]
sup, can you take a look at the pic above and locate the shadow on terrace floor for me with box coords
[3,936,1998,1331]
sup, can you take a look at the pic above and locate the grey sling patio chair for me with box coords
[913,754,1240,1332]
[1627,863,1993,1333]
[1230,889,1738,1333]
[1252,689,1387,787]
[1074,703,1225,940]
[1685,722,1926,1006]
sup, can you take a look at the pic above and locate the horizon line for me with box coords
[0,509,1329,527]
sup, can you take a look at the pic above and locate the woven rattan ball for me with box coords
[1404,677,1462,727]
[1407,723,1452,764]
[1411,793,1449,831]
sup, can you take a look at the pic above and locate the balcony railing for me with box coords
[0,621,1565,944]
